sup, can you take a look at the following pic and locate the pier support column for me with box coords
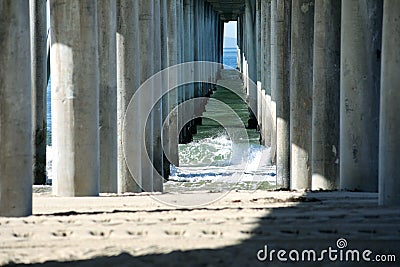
[50,0,99,196]
[30,0,47,185]
[237,17,243,72]
[189,0,196,134]
[379,1,400,205]
[117,0,141,193]
[275,0,291,189]
[98,0,117,193]
[161,0,171,180]
[260,0,271,147]
[245,0,257,129]
[166,0,179,167]
[256,0,262,130]
[139,0,155,191]
[270,0,278,164]
[290,0,314,190]
[311,0,340,190]
[0,0,32,216]
[193,0,201,127]
[340,0,382,192]
[183,0,193,141]
[177,0,185,144]
[153,0,164,191]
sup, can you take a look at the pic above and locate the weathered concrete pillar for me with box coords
[240,15,244,73]
[160,0,171,180]
[50,0,99,196]
[243,13,249,94]
[193,0,202,126]
[30,0,47,185]
[340,0,382,192]
[98,0,117,193]
[219,21,224,65]
[190,0,198,132]
[270,0,278,164]
[311,0,340,190]
[256,0,262,130]
[245,0,257,128]
[183,0,194,138]
[166,0,179,167]
[237,17,242,72]
[198,1,204,99]
[379,1,400,205]
[261,89,267,148]
[275,0,291,189]
[210,12,215,81]
[207,5,212,93]
[203,3,210,95]
[177,0,185,143]
[152,0,164,191]
[117,0,141,193]
[260,0,272,147]
[0,1,32,217]
[290,0,314,190]
[139,0,155,191]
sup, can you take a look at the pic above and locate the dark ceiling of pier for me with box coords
[206,0,245,21]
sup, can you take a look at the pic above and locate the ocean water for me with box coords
[166,65,276,192]
[223,48,237,69]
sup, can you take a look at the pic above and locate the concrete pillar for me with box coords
[177,0,185,143]
[203,3,210,95]
[379,0,400,206]
[0,0,32,217]
[275,0,291,189]
[311,0,340,190]
[260,0,272,147]
[270,0,278,164]
[98,0,117,193]
[193,0,201,126]
[166,0,179,167]
[261,89,267,149]
[340,0,382,192]
[117,0,141,193]
[183,0,194,138]
[30,0,47,185]
[219,21,224,65]
[152,0,164,191]
[161,0,171,179]
[50,0,99,196]
[240,15,244,73]
[256,0,262,129]
[204,3,208,102]
[190,0,197,132]
[210,12,215,81]
[139,0,155,192]
[199,0,207,114]
[237,17,242,72]
[290,0,314,190]
[245,0,257,128]
[243,12,249,96]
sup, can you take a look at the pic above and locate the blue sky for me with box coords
[224,21,237,39]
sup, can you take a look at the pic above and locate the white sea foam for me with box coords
[169,134,276,185]
[46,134,277,188]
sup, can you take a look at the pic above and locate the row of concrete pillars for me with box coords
[0,0,223,217]
[238,0,400,206]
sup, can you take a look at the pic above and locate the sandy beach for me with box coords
[1,189,399,266]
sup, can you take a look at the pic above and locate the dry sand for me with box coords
[0,189,399,266]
